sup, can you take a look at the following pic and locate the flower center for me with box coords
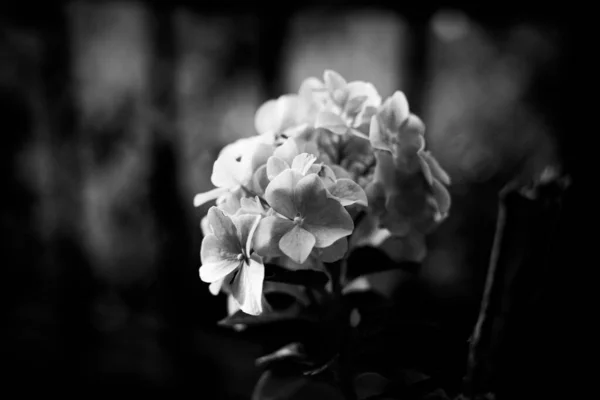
[293,213,304,226]
[236,253,245,261]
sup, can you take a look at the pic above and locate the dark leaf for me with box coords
[264,281,312,308]
[342,291,394,347]
[256,342,309,368]
[219,303,317,327]
[252,369,345,400]
[346,246,421,281]
[302,354,338,376]
[252,370,308,400]
[383,370,450,400]
[354,372,391,400]
[264,263,329,287]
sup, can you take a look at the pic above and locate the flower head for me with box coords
[253,171,354,264]
[310,70,382,138]
[200,207,265,315]
[366,91,451,235]
[193,136,274,208]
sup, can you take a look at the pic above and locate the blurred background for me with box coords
[1,1,578,398]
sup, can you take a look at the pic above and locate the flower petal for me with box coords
[317,164,338,186]
[291,153,317,175]
[273,137,300,165]
[319,237,348,262]
[232,214,262,256]
[329,165,351,180]
[267,156,290,180]
[327,178,368,207]
[216,190,242,216]
[294,174,354,247]
[200,256,241,284]
[369,116,389,152]
[324,70,347,93]
[418,153,434,186]
[298,77,324,98]
[279,225,316,264]
[346,81,381,108]
[231,253,265,315]
[238,196,267,216]
[365,181,387,217]
[253,216,295,258]
[200,215,212,236]
[194,187,230,207]
[380,91,409,129]
[420,151,451,186]
[209,276,228,296]
[255,99,281,135]
[315,111,348,135]
[251,165,270,195]
[431,179,451,216]
[343,95,368,116]
[277,95,302,130]
[210,140,253,188]
[354,105,378,129]
[265,169,303,219]
[207,206,240,247]
[200,234,239,266]
[251,142,275,172]
[397,114,426,156]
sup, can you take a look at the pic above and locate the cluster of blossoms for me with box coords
[194,70,451,316]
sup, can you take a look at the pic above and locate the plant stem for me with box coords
[327,259,357,400]
[464,188,508,398]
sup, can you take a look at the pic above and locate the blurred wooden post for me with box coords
[38,3,97,389]
[464,176,571,399]
[69,0,169,387]
[148,3,200,392]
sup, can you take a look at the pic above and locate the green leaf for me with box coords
[264,263,328,287]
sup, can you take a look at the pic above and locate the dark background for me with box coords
[1,1,580,398]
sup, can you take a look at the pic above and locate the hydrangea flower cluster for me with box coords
[194,70,451,315]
